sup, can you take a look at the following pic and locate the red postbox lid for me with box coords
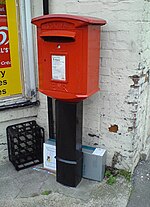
[32,14,106,27]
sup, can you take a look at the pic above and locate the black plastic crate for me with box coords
[6,120,44,171]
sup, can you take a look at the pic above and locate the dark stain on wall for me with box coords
[88,133,99,138]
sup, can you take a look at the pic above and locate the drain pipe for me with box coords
[43,0,49,15]
[43,0,55,139]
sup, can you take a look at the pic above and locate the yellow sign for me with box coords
[0,0,22,97]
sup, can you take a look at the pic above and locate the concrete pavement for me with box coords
[0,159,131,207]
[1,142,150,207]
[127,156,150,207]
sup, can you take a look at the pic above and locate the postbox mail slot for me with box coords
[40,30,76,42]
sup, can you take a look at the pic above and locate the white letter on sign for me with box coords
[0,26,9,46]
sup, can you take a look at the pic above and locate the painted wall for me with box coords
[0,106,38,164]
[34,0,150,171]
[0,0,150,172]
[0,0,42,165]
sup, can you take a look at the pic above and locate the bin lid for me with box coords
[32,14,106,27]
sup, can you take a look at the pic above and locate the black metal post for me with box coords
[47,97,55,138]
[43,0,49,15]
[56,100,83,187]
[43,0,55,139]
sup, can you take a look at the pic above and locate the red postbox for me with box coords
[32,14,106,102]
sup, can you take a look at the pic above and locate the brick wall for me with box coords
[0,0,43,165]
[38,0,149,171]
[131,0,150,168]
[1,0,149,171]
[0,107,38,164]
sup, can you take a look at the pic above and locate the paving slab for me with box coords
[0,160,131,207]
[127,156,150,207]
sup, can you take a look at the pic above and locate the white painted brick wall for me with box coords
[43,0,150,171]
[0,1,43,165]
[0,106,38,164]
[131,1,150,167]
[1,0,149,172]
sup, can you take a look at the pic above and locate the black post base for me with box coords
[55,100,83,187]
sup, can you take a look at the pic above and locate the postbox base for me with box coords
[56,157,83,187]
[55,100,83,187]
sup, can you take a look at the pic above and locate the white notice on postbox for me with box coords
[52,55,66,81]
